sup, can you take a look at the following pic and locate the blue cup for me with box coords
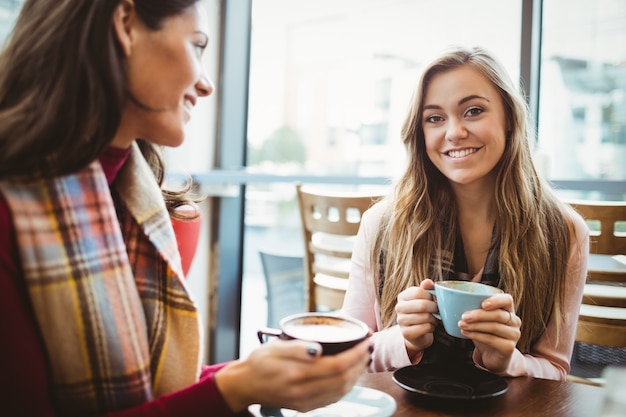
[427,280,503,339]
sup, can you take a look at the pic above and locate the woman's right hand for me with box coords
[214,337,372,413]
[395,278,439,362]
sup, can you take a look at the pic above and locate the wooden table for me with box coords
[357,372,606,417]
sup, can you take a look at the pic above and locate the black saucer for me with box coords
[392,363,508,400]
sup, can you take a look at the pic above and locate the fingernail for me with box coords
[306,343,322,356]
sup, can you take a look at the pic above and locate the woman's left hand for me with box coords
[458,293,521,373]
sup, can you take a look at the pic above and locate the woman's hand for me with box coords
[395,279,439,362]
[215,337,372,413]
[458,293,521,373]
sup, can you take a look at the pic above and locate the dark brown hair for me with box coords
[0,0,202,214]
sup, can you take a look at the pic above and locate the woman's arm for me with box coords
[0,195,239,417]
[473,211,589,380]
[107,364,239,417]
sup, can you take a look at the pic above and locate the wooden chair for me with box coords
[564,199,626,385]
[566,199,626,283]
[296,184,384,312]
[570,301,626,386]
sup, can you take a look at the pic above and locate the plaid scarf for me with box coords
[0,143,202,415]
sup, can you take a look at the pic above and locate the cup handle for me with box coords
[257,327,283,344]
[425,289,441,320]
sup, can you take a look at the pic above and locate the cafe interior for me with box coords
[1,0,624,415]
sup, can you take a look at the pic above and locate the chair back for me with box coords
[576,304,626,348]
[296,183,384,312]
[571,298,626,385]
[565,199,626,255]
[563,199,626,384]
[258,250,306,327]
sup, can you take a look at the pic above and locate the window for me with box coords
[537,0,626,182]
[0,0,23,40]
[247,0,522,179]
[241,0,523,356]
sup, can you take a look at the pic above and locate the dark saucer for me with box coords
[392,363,508,400]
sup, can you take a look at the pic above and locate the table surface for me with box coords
[357,371,606,417]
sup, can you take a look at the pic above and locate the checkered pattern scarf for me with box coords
[0,143,202,415]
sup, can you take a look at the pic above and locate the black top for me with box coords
[423,231,500,364]
[379,229,501,365]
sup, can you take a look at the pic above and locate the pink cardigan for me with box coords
[341,200,589,380]
[0,148,242,416]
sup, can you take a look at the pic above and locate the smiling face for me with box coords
[112,2,213,149]
[421,65,507,189]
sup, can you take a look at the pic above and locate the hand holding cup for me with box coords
[427,280,504,339]
[257,312,370,355]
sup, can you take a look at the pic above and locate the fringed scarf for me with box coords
[0,142,202,415]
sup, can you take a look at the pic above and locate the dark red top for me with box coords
[0,148,243,416]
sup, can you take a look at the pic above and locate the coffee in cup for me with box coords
[257,312,369,355]
[427,280,503,339]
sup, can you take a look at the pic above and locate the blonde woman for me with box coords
[342,46,588,380]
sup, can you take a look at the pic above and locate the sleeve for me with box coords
[474,209,590,380]
[341,201,415,372]
[106,364,243,417]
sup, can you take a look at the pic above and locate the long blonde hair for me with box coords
[374,46,573,352]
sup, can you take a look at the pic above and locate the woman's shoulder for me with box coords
[362,198,389,222]
[558,201,590,261]
[560,201,589,240]
[356,199,389,238]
